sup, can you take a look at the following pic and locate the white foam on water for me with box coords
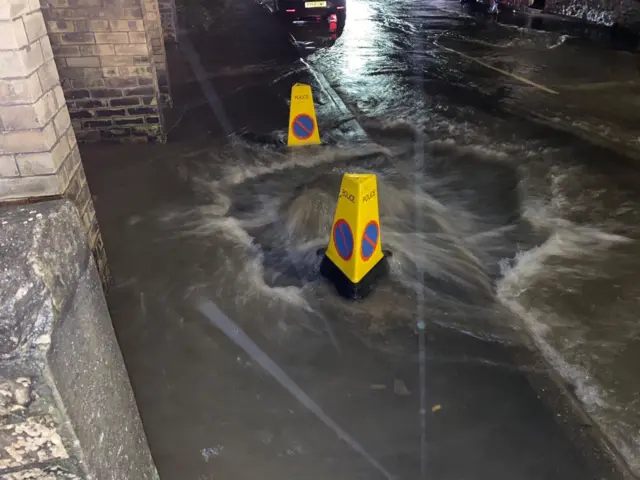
[497,191,640,473]
[498,225,631,388]
[201,215,312,309]
[161,121,552,348]
[166,117,640,377]
[428,138,512,164]
[220,142,391,187]
[171,147,443,326]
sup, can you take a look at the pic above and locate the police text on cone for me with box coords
[325,174,384,284]
[287,83,321,147]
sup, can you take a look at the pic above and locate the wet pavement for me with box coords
[82,0,640,478]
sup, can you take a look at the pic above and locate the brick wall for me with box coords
[158,0,177,42]
[545,0,640,29]
[141,0,172,106]
[41,0,167,143]
[0,0,110,290]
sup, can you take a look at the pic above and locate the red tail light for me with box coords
[328,13,337,31]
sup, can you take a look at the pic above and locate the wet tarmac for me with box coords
[82,0,640,478]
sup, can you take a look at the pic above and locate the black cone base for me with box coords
[319,255,389,300]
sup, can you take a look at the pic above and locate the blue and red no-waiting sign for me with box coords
[333,219,353,261]
[360,221,379,261]
[292,114,316,140]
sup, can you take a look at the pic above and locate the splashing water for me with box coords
[159,109,640,471]
[163,130,530,345]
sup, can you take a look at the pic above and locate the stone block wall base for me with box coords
[159,0,179,42]
[75,129,167,144]
[158,68,173,108]
[0,197,112,293]
[160,93,173,108]
[0,200,158,480]
[91,232,112,293]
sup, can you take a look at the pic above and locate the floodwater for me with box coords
[83,0,640,478]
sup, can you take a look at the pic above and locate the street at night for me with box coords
[79,0,640,478]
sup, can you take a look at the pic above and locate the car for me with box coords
[273,0,346,22]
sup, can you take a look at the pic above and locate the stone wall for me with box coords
[545,0,640,28]
[0,0,110,289]
[41,0,167,142]
[141,0,172,106]
[516,0,640,29]
[158,0,178,42]
[0,200,159,480]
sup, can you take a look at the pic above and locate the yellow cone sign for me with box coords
[287,83,321,147]
[320,174,388,299]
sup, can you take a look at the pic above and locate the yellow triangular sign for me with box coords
[320,173,388,299]
[287,83,321,147]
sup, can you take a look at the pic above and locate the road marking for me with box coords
[455,36,511,48]
[197,298,395,480]
[436,43,559,95]
[556,80,640,91]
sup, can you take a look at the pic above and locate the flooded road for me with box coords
[83,0,640,478]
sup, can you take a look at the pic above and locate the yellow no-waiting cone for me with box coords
[320,173,388,299]
[287,83,321,147]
